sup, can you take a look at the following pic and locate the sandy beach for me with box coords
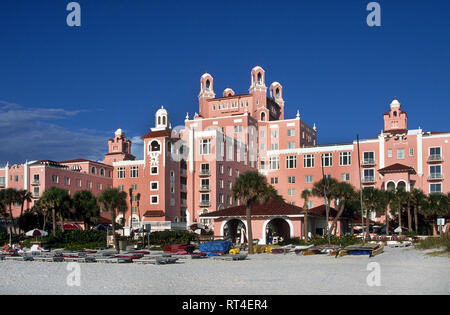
[0,247,448,295]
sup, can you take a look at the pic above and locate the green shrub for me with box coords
[148,230,198,245]
[415,235,450,252]
[21,230,107,250]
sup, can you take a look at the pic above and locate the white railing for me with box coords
[428,173,443,180]
[362,176,376,184]
[362,159,376,166]
[428,155,443,162]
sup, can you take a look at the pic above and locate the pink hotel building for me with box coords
[1,66,449,242]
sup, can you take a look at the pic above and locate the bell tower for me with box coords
[103,128,135,165]
[249,66,268,118]
[383,97,408,131]
[198,73,215,118]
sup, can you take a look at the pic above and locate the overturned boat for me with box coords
[336,243,384,258]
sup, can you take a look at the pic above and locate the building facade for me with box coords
[1,66,448,241]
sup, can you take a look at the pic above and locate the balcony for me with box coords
[199,200,211,207]
[427,155,443,163]
[32,193,40,199]
[428,173,443,181]
[0,180,5,188]
[199,185,210,192]
[199,169,211,176]
[362,176,376,184]
[180,184,187,191]
[180,199,187,206]
[31,180,40,186]
[180,169,187,176]
[362,159,376,167]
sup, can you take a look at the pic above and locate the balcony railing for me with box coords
[199,185,210,192]
[362,176,376,184]
[428,173,443,181]
[180,169,187,176]
[0,180,5,187]
[31,180,40,185]
[180,184,187,191]
[180,199,187,206]
[427,155,443,163]
[362,159,376,166]
[199,169,210,176]
[199,200,211,207]
[32,193,40,198]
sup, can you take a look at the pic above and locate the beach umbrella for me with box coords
[189,223,210,234]
[25,229,48,241]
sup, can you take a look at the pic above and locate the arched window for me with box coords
[393,111,397,117]
[386,182,395,191]
[162,116,166,125]
[206,79,211,90]
[91,167,96,174]
[100,168,105,176]
[257,73,262,84]
[151,140,161,152]
[260,112,266,121]
[397,181,406,191]
[158,116,161,125]
[276,88,280,98]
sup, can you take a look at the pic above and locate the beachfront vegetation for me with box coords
[232,171,282,254]
[97,188,128,252]
[21,230,107,250]
[148,230,198,246]
[415,235,450,255]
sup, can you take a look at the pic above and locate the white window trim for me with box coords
[150,181,159,191]
[150,195,159,204]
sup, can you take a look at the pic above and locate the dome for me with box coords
[156,106,167,116]
[252,66,264,72]
[115,128,124,136]
[390,98,401,109]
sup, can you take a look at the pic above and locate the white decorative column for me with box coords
[417,128,423,176]
[378,132,385,169]
[5,162,9,188]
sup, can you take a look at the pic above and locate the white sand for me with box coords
[0,247,448,295]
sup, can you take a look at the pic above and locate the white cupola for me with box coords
[153,106,170,131]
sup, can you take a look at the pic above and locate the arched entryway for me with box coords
[265,218,291,244]
[222,219,247,244]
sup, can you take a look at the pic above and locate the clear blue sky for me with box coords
[0,0,449,164]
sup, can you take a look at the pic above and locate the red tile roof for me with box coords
[378,163,416,174]
[141,130,173,139]
[304,205,339,218]
[143,211,165,217]
[200,199,304,218]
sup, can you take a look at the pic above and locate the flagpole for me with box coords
[357,134,365,244]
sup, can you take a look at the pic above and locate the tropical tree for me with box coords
[311,177,338,242]
[423,193,450,235]
[2,188,18,234]
[97,188,128,251]
[17,190,33,228]
[330,182,355,236]
[362,187,380,240]
[72,190,100,230]
[232,171,279,254]
[378,189,393,236]
[40,187,71,237]
[410,188,426,233]
[301,189,312,241]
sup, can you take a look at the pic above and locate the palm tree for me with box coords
[136,192,141,223]
[362,187,379,240]
[17,190,32,226]
[2,188,18,235]
[98,188,128,251]
[410,189,426,233]
[40,187,71,237]
[232,171,279,254]
[301,189,312,241]
[378,189,393,236]
[72,190,100,230]
[129,188,134,229]
[330,182,355,236]
[423,193,450,235]
[311,177,338,241]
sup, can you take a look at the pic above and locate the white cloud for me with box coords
[0,101,107,165]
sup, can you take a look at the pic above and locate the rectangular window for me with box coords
[150,181,158,191]
[270,130,278,138]
[270,177,278,185]
[131,184,137,191]
[303,154,315,168]
[52,175,58,183]
[150,195,159,204]
[340,152,351,166]
[305,175,313,183]
[287,129,295,137]
[397,149,405,159]
[65,177,70,185]
[151,166,158,175]
[76,179,81,187]
[286,155,297,169]
[288,176,296,184]
[117,167,125,179]
[270,157,280,170]
[321,153,333,167]
[363,152,375,164]
[270,143,279,150]
[341,173,350,181]
[219,164,224,174]
[234,125,243,133]
[429,165,442,179]
[200,139,211,155]
[118,185,124,192]
[429,147,441,156]
[97,183,102,191]
[430,184,442,194]
[33,174,39,184]
[306,201,313,209]
[130,166,139,178]
[287,142,296,149]
[227,167,232,176]
[363,169,375,181]
[409,148,414,156]
[388,149,392,158]
[288,189,296,196]
[33,187,39,198]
